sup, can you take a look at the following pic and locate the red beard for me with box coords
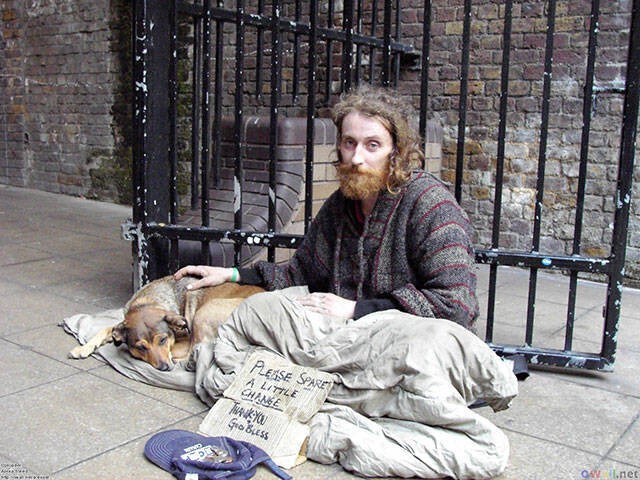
[336,163,389,200]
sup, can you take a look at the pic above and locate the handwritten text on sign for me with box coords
[237,358,333,411]
[223,351,334,422]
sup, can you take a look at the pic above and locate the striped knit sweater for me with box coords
[252,170,479,330]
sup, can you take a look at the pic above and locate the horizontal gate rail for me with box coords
[488,344,611,371]
[176,1,416,54]
[475,250,611,275]
[142,222,305,249]
[141,222,614,275]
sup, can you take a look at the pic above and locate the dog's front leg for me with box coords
[68,326,115,359]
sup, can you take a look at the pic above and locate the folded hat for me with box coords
[144,429,292,480]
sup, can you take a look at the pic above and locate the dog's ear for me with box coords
[112,321,127,346]
[164,313,189,334]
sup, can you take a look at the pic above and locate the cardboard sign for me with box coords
[199,350,334,468]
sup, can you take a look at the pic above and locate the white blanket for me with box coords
[62,287,518,479]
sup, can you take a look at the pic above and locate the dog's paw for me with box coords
[165,313,190,334]
[68,344,94,359]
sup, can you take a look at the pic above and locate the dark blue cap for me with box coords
[144,429,292,480]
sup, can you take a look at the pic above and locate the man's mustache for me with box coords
[335,163,380,175]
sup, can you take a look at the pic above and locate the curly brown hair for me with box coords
[332,85,425,192]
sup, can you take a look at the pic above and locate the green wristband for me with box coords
[230,267,239,283]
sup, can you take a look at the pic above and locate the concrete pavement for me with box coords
[0,184,638,479]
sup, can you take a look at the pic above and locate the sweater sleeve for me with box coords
[389,184,479,329]
[237,267,264,285]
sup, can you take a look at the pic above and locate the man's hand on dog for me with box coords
[174,265,235,290]
[175,265,355,319]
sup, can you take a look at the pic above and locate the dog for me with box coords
[68,275,264,370]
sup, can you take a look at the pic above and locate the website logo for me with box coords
[580,469,640,479]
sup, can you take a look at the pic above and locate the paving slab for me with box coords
[90,365,209,416]
[0,243,53,265]
[493,429,601,480]
[3,257,122,289]
[27,233,121,258]
[51,417,205,480]
[46,272,132,309]
[479,372,640,458]
[8,324,107,372]
[0,373,195,475]
[619,302,640,355]
[606,414,640,468]
[0,280,94,336]
[0,338,78,397]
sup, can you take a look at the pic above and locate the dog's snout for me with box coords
[156,361,173,371]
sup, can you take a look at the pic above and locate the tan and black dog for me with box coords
[68,275,263,370]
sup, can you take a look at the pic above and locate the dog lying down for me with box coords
[68,275,264,371]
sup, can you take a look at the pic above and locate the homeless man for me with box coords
[174,86,479,330]
[175,86,518,479]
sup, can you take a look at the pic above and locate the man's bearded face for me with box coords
[336,112,394,200]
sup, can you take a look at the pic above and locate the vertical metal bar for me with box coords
[212,0,224,189]
[419,0,432,161]
[381,0,393,87]
[191,15,202,209]
[256,0,265,99]
[233,0,246,265]
[342,0,355,92]
[602,0,640,366]
[168,0,179,272]
[132,0,171,283]
[200,0,212,264]
[355,0,363,85]
[369,0,378,82]
[566,0,600,351]
[393,0,401,86]
[454,0,472,202]
[325,0,334,101]
[292,0,302,103]
[486,0,513,343]
[304,0,318,232]
[132,0,149,289]
[169,0,178,225]
[526,0,556,346]
[267,0,282,263]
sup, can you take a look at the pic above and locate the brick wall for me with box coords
[393,0,640,286]
[1,3,26,186]
[1,0,118,196]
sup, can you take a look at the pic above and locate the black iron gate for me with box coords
[130,0,639,371]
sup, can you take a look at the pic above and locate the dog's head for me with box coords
[113,304,189,371]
